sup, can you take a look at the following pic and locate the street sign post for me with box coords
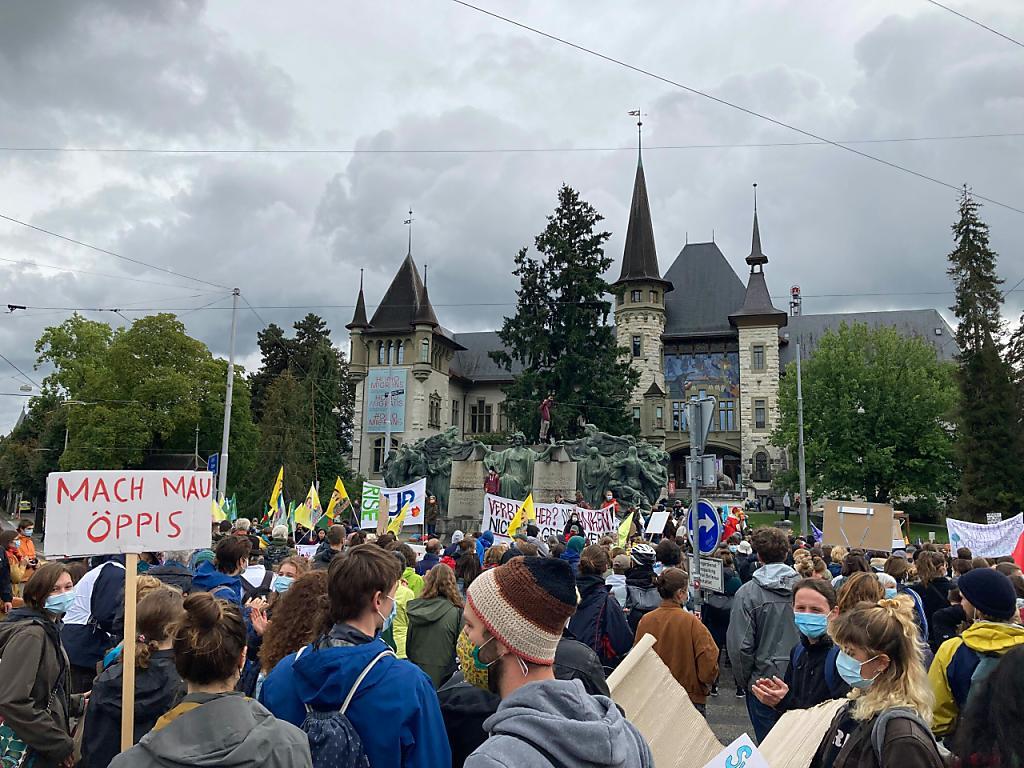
[698,556,725,593]
[687,499,723,556]
[206,453,219,478]
[686,396,717,618]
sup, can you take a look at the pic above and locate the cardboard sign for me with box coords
[700,735,769,768]
[481,493,616,544]
[296,544,318,559]
[45,470,214,557]
[821,499,895,551]
[359,478,426,529]
[947,513,1024,558]
[759,698,848,768]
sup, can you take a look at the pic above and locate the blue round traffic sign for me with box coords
[687,499,722,555]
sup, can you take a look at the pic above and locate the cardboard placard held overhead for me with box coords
[759,698,848,768]
[821,499,895,551]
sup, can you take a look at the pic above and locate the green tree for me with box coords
[491,184,638,439]
[946,189,1024,519]
[252,370,313,504]
[772,323,958,505]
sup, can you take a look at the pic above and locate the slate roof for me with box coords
[346,283,370,330]
[368,252,435,332]
[662,242,747,337]
[413,283,439,327]
[450,331,521,382]
[614,159,672,291]
[779,309,958,366]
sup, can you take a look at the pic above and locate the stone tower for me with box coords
[729,190,787,494]
[613,146,673,445]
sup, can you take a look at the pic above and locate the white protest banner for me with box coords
[700,735,769,768]
[946,513,1024,558]
[45,470,214,557]
[296,544,319,559]
[360,478,427,529]
[481,493,615,544]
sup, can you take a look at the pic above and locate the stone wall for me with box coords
[616,302,666,405]
[737,324,783,490]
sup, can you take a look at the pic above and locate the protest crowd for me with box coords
[2,493,1024,768]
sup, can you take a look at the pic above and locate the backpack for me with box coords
[790,642,844,698]
[963,651,1002,711]
[624,585,661,633]
[241,571,274,602]
[296,645,394,768]
[870,708,940,766]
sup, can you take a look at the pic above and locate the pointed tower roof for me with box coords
[368,251,427,332]
[413,274,439,328]
[730,186,786,329]
[345,270,370,330]
[613,150,672,292]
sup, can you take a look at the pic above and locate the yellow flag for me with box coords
[524,493,536,522]
[617,513,634,549]
[324,476,349,520]
[268,467,284,511]
[211,498,227,522]
[294,503,313,530]
[386,500,411,536]
[508,493,533,538]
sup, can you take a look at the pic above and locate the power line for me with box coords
[0,255,224,293]
[922,0,1024,49]
[449,0,1024,216]
[0,351,40,389]
[0,131,1021,155]
[0,211,233,291]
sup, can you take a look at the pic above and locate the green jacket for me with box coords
[406,597,463,688]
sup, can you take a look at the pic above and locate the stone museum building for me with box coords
[346,150,956,503]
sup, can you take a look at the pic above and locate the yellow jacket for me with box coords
[928,620,1024,735]
[391,582,415,659]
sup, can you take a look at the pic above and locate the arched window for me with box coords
[420,338,430,363]
[396,341,405,365]
[377,342,385,365]
[754,451,769,482]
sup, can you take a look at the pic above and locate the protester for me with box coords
[831,552,871,591]
[83,588,187,768]
[260,544,450,768]
[654,538,683,574]
[835,572,885,615]
[635,567,719,713]
[263,525,295,571]
[560,535,585,574]
[810,596,943,768]
[416,539,442,575]
[928,567,1024,738]
[444,530,465,560]
[456,541,482,595]
[110,592,309,768]
[0,538,12,614]
[0,563,85,768]
[425,494,440,538]
[270,555,309,600]
[701,549,742,697]
[606,553,630,606]
[562,510,585,542]
[476,530,494,566]
[192,536,248,604]
[407,563,464,688]
[624,542,661,633]
[569,545,633,670]
[260,570,329,675]
[311,524,345,571]
[0,530,27,601]
[883,556,929,643]
[461,557,653,767]
[484,467,501,496]
[483,544,507,571]
[396,543,425,596]
[737,540,757,582]
[727,527,800,743]
[145,550,193,594]
[63,555,127,692]
[952,646,1024,767]
[910,551,954,628]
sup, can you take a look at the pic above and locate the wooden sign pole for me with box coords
[120,553,138,752]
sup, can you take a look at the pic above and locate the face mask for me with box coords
[728,545,738,554]
[457,630,490,690]
[45,592,75,615]
[471,636,500,671]
[377,594,397,633]
[23,529,33,537]
[606,495,613,500]
[11,539,19,549]
[884,588,897,599]
[794,612,829,639]
[836,650,880,689]
[272,576,294,593]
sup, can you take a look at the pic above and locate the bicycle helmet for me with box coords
[630,542,656,567]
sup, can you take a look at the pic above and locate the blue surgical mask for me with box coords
[836,650,880,689]
[45,592,75,615]
[884,588,897,599]
[377,594,397,633]
[11,539,19,549]
[272,576,294,593]
[22,529,33,537]
[729,545,738,554]
[794,612,829,639]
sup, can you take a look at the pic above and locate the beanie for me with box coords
[958,567,1017,620]
[567,535,585,554]
[467,557,577,665]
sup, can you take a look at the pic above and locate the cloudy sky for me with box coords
[1,0,1022,433]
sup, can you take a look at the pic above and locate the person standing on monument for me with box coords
[484,467,501,497]
[539,392,555,443]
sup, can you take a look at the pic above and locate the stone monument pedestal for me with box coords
[447,456,487,535]
[531,446,577,505]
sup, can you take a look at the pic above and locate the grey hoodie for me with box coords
[109,692,310,768]
[726,561,801,691]
[464,678,652,768]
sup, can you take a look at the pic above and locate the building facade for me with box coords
[348,153,956,502]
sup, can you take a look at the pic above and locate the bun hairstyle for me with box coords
[578,544,610,576]
[656,567,689,599]
[136,587,184,670]
[173,592,246,685]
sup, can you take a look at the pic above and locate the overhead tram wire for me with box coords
[448,0,1024,216]
[921,0,1024,49]
[0,211,233,291]
[0,255,225,293]
[0,351,41,389]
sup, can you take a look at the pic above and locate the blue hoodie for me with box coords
[477,530,494,565]
[260,636,449,768]
[190,561,242,604]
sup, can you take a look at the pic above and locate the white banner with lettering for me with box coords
[481,493,617,544]
[359,478,427,529]
[946,513,1023,558]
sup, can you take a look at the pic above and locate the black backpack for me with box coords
[241,571,274,602]
[296,645,394,768]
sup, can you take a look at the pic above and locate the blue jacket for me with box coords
[476,532,494,566]
[259,636,450,768]
[190,562,242,604]
[568,575,633,669]
[414,553,440,576]
[559,548,581,575]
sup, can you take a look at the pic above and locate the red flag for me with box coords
[1013,528,1024,571]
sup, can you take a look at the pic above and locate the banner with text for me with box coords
[946,513,1024,558]
[482,493,616,544]
[360,478,427,529]
[366,367,407,433]
[45,470,214,557]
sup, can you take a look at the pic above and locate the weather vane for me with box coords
[404,207,414,254]
[627,108,646,150]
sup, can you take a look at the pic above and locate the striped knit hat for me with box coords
[466,556,577,665]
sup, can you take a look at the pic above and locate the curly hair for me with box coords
[836,571,884,614]
[260,570,329,673]
[418,563,463,609]
[483,544,507,569]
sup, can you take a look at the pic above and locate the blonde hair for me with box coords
[795,559,814,578]
[419,563,464,608]
[831,546,848,563]
[836,571,885,614]
[829,596,933,722]
[483,544,507,568]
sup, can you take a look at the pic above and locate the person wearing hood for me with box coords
[444,530,465,560]
[111,592,309,768]
[407,564,464,688]
[259,544,450,768]
[82,588,187,768]
[560,535,585,575]
[145,550,193,594]
[461,556,652,768]
[929,567,1024,738]
[727,527,800,743]
[191,536,248,604]
[0,563,85,768]
[568,545,633,670]
[476,530,494,566]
